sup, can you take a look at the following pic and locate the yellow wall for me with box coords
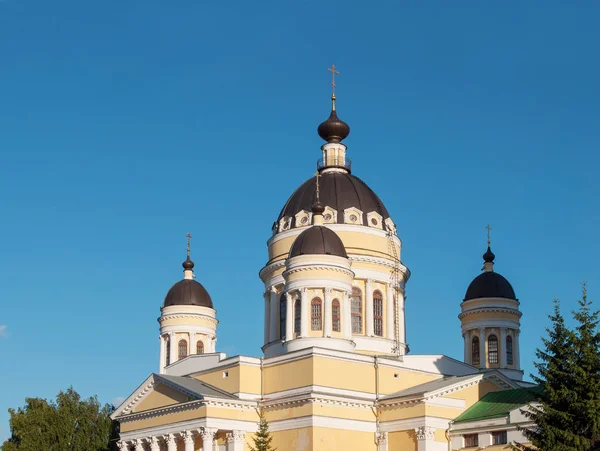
[443,380,502,409]
[270,427,313,451]
[264,357,313,393]
[389,430,417,451]
[134,383,189,412]
[312,427,376,450]
[120,406,207,432]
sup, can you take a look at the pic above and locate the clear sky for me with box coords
[1,0,599,440]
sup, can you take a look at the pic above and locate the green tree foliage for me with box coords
[249,410,276,451]
[2,387,115,451]
[514,284,600,450]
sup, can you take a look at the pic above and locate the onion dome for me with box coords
[182,257,194,270]
[318,104,350,143]
[464,247,516,301]
[164,278,214,308]
[277,172,390,230]
[289,226,347,258]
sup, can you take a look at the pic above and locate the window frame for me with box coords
[351,287,363,334]
[463,434,478,447]
[332,299,341,332]
[196,340,204,354]
[311,298,323,331]
[488,334,499,364]
[373,290,384,337]
[294,298,302,334]
[491,430,507,445]
[506,335,513,365]
[178,339,188,360]
[472,336,480,366]
[280,293,287,339]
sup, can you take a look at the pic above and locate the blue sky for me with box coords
[1,0,599,440]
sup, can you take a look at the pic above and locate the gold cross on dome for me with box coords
[485,224,492,246]
[315,171,321,202]
[327,64,340,97]
[186,233,192,258]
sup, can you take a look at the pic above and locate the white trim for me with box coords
[264,384,376,402]
[380,416,453,432]
[263,337,356,357]
[268,415,376,433]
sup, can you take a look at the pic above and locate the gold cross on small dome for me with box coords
[485,224,492,246]
[327,64,340,97]
[186,232,192,258]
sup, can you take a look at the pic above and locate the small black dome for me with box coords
[289,226,347,258]
[182,258,194,270]
[464,272,516,301]
[483,246,495,263]
[318,109,350,143]
[164,279,214,308]
[312,201,325,215]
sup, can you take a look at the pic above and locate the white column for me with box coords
[159,335,166,373]
[366,279,374,336]
[300,288,309,337]
[133,439,145,451]
[263,290,270,345]
[189,332,196,355]
[117,442,129,451]
[285,293,293,341]
[149,437,160,451]
[269,288,278,341]
[324,288,332,337]
[377,431,388,451]
[343,291,352,339]
[463,331,470,364]
[169,332,177,364]
[514,329,521,369]
[200,427,217,451]
[211,335,217,353]
[500,327,507,368]
[397,291,406,345]
[165,433,177,451]
[414,426,436,451]
[183,430,195,451]
[386,284,395,340]
[227,430,246,451]
[479,327,486,368]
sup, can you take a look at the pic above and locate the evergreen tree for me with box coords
[249,410,276,451]
[2,387,114,451]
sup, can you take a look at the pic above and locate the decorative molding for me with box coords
[227,430,246,443]
[459,307,522,319]
[200,427,217,440]
[376,431,388,444]
[415,425,436,441]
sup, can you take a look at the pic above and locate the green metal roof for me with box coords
[453,387,540,423]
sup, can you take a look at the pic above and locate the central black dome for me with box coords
[277,172,390,230]
[289,226,347,258]
[164,279,214,308]
[464,272,516,301]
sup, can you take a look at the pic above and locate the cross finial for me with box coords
[485,224,492,247]
[186,232,192,259]
[315,171,321,203]
[327,64,340,107]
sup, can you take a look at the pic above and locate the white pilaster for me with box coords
[165,433,177,451]
[117,442,128,451]
[269,287,278,342]
[285,293,293,341]
[463,331,470,364]
[183,430,195,451]
[189,332,196,355]
[324,288,332,337]
[134,439,145,451]
[149,437,160,451]
[343,291,352,339]
[377,431,388,451]
[514,329,521,369]
[263,290,270,345]
[479,327,486,368]
[227,430,246,451]
[397,291,406,345]
[200,427,217,451]
[300,288,309,337]
[366,279,374,336]
[414,426,437,451]
[386,284,395,340]
[169,332,177,364]
[500,327,507,368]
[159,335,165,374]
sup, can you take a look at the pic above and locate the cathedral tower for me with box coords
[157,236,218,374]
[459,232,523,380]
[260,68,410,358]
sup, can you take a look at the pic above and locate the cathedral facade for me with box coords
[112,87,532,451]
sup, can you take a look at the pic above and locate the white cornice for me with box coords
[459,307,522,320]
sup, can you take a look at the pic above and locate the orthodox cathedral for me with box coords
[112,72,535,451]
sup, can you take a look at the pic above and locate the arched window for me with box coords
[294,298,301,334]
[178,339,188,360]
[506,335,513,365]
[166,337,171,366]
[197,340,204,354]
[373,290,383,337]
[471,336,480,366]
[332,299,341,332]
[311,298,322,331]
[351,287,363,334]
[280,293,287,339]
[488,335,498,364]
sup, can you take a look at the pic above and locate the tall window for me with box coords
[471,336,480,366]
[506,335,513,365]
[280,293,287,339]
[351,287,363,334]
[294,298,301,334]
[488,335,498,364]
[492,431,507,445]
[332,299,341,332]
[197,340,204,354]
[373,290,383,337]
[311,298,322,331]
[463,434,478,447]
[166,338,171,366]
[178,339,188,360]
